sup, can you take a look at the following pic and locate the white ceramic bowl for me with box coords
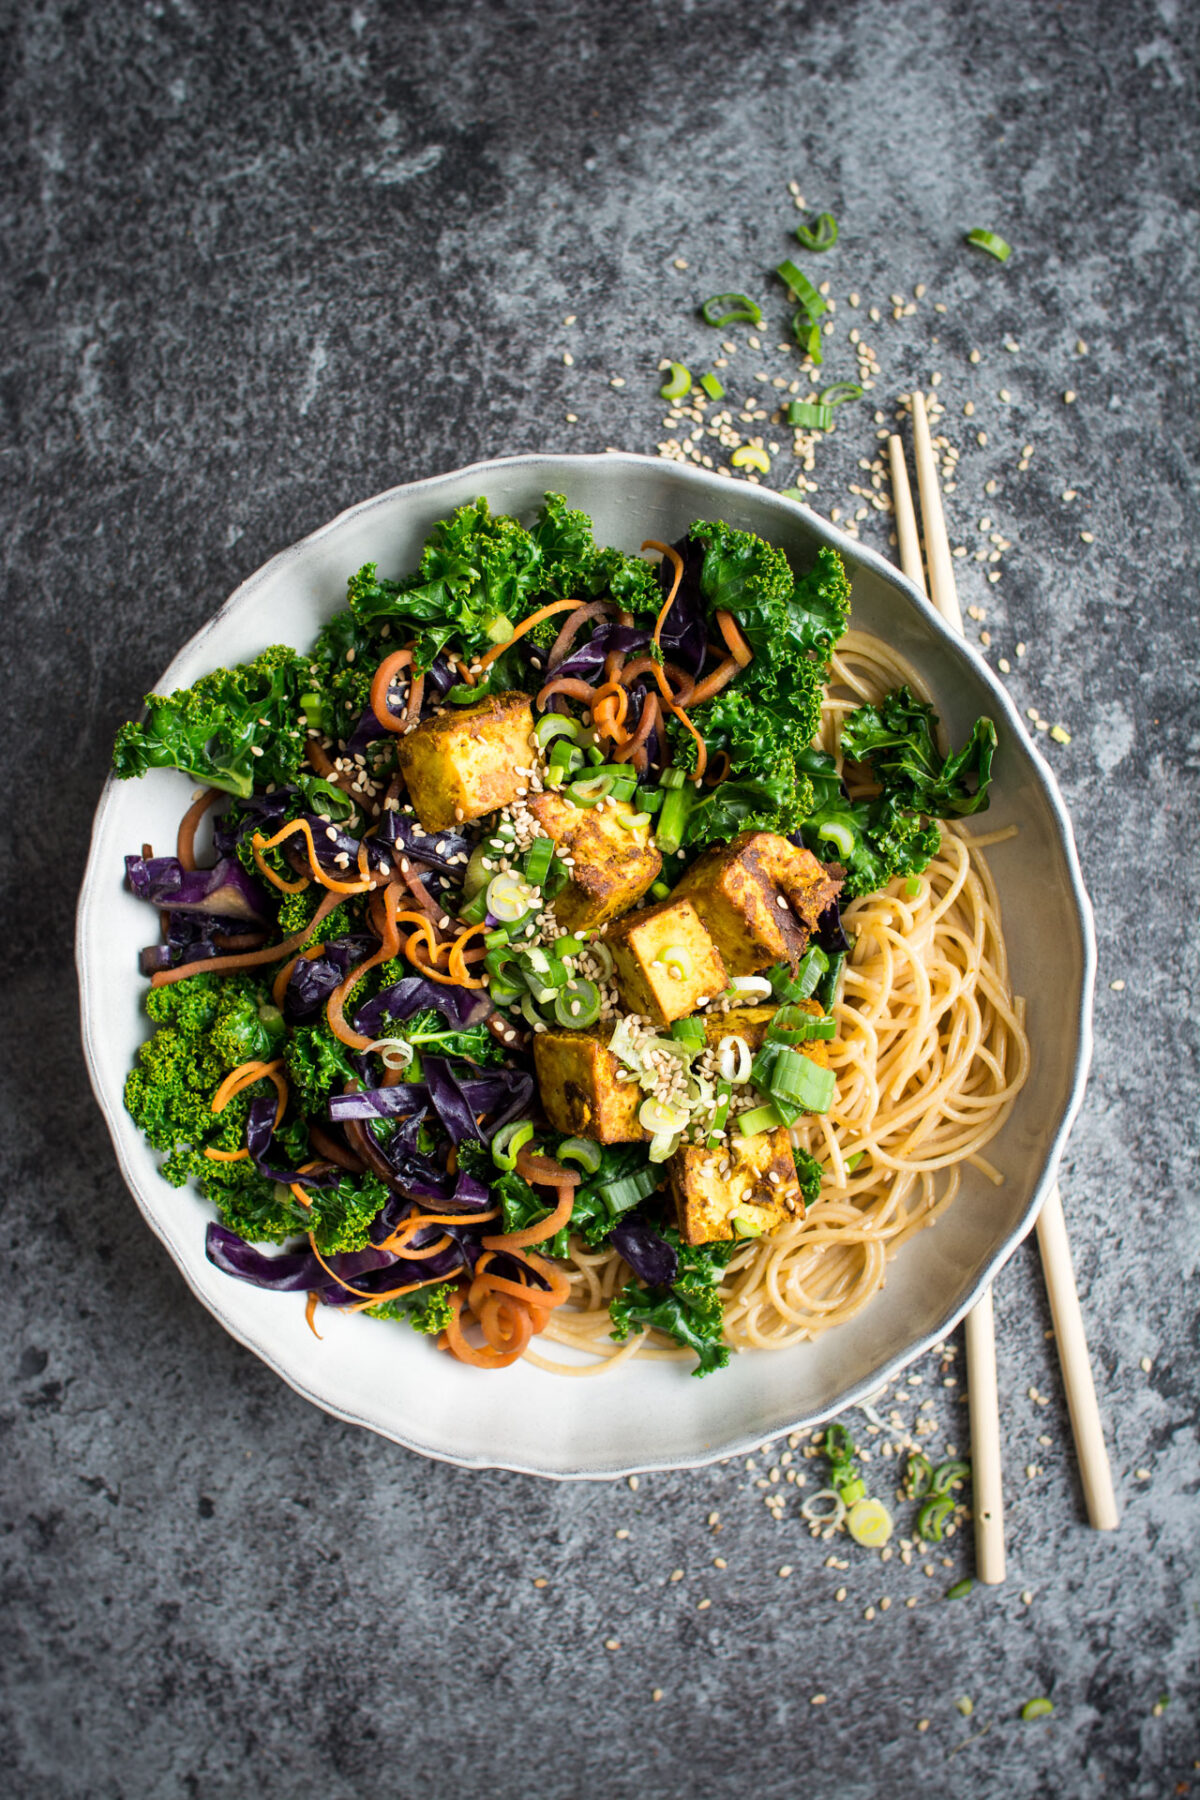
[77,453,1095,1478]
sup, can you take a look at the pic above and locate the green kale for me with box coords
[282,1014,360,1113]
[209,990,285,1067]
[367,1282,457,1334]
[306,1172,391,1254]
[379,1007,507,1072]
[127,973,274,1175]
[203,1157,305,1245]
[276,885,361,945]
[840,685,996,817]
[304,608,380,748]
[791,1145,825,1207]
[112,644,310,798]
[609,1228,737,1377]
[672,689,818,847]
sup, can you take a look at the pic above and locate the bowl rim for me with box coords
[76,451,1096,1479]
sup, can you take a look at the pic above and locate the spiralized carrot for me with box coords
[325,882,409,1049]
[308,1124,365,1173]
[689,654,741,706]
[305,1292,324,1339]
[448,922,489,988]
[176,787,222,870]
[612,691,659,764]
[453,659,477,686]
[547,600,614,671]
[441,1285,528,1368]
[369,648,415,733]
[306,1233,450,1306]
[536,674,596,710]
[643,539,685,653]
[272,942,326,1010]
[150,889,345,987]
[251,819,376,896]
[204,1058,288,1162]
[589,678,629,746]
[475,598,584,673]
[715,608,753,667]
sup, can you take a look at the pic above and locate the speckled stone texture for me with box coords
[3,0,1198,1794]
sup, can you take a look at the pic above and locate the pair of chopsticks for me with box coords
[888,393,1119,1581]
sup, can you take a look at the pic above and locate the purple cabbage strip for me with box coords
[138,911,258,976]
[373,811,471,873]
[813,898,851,957]
[243,1096,341,1188]
[125,854,274,923]
[283,935,375,1024]
[552,621,650,685]
[329,1071,534,1142]
[363,1112,495,1213]
[424,652,457,699]
[657,533,709,678]
[205,1224,396,1295]
[420,1056,486,1144]
[351,974,492,1040]
[609,1216,679,1288]
[211,790,296,859]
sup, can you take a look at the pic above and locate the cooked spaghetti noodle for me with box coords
[527,628,1030,1373]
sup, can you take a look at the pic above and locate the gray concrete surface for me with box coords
[3,1,1198,1795]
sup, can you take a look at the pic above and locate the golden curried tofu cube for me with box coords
[396,691,534,831]
[668,1127,803,1245]
[533,1028,647,1144]
[672,831,842,975]
[703,998,832,1068]
[607,898,727,1027]
[527,790,662,931]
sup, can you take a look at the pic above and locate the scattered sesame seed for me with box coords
[1135,1467,1151,1481]
[604,1637,620,1651]
[1080,530,1094,543]
[652,1689,664,1702]
[810,1694,827,1706]
[673,258,689,270]
[916,1719,930,1733]
[563,351,574,367]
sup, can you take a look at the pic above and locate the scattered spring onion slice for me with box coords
[699,372,725,401]
[533,714,580,750]
[554,933,587,959]
[779,487,807,503]
[557,1136,603,1175]
[730,1211,765,1238]
[599,1163,662,1217]
[463,842,496,900]
[1020,1698,1054,1721]
[486,872,532,924]
[699,292,762,327]
[816,814,857,857]
[787,401,833,432]
[945,1578,974,1600]
[905,875,922,897]
[669,1015,706,1051]
[794,210,838,252]
[363,1037,415,1072]
[845,1497,893,1547]
[660,944,693,980]
[522,836,555,889]
[844,1150,865,1173]
[638,1096,689,1136]
[964,228,1012,262]
[492,1120,535,1171]
[800,1488,846,1526]
[617,810,652,832]
[660,361,693,400]
[818,381,863,407]
[738,1101,785,1137]
[776,260,827,321]
[729,974,773,1001]
[730,444,771,473]
[717,1035,752,1085]
[588,941,614,981]
[916,1494,954,1542]
[554,979,601,1029]
[797,317,823,364]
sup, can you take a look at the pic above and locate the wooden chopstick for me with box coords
[888,411,1006,1583]
[906,390,1118,1535]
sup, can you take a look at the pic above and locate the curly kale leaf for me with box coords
[283,1014,361,1113]
[301,609,379,747]
[840,685,996,817]
[671,689,817,849]
[306,1172,391,1254]
[609,1228,737,1377]
[792,1145,825,1208]
[112,645,310,798]
[367,1282,457,1334]
[379,1007,507,1075]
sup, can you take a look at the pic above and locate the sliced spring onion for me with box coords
[905,1451,934,1499]
[800,1488,846,1526]
[638,1096,689,1136]
[717,1035,752,1084]
[776,259,827,321]
[730,1211,765,1238]
[844,1150,864,1173]
[705,1078,733,1148]
[519,993,546,1030]
[794,210,838,252]
[660,944,693,980]
[1020,1699,1054,1721]
[779,487,807,503]
[654,784,695,856]
[588,941,614,981]
[457,888,491,926]
[770,946,828,1003]
[787,401,833,432]
[699,372,725,400]
[905,875,922,898]
[557,1136,603,1174]
[845,1497,893,1547]
[660,766,687,790]
[915,1494,954,1542]
[635,785,665,815]
[660,361,693,400]
[648,1129,682,1164]
[817,948,848,1013]
[492,1120,535,1170]
[819,381,864,407]
[730,444,771,473]
[771,1004,837,1043]
[738,1101,785,1137]
[522,836,555,889]
[799,317,823,365]
[463,841,495,901]
[363,1036,415,1072]
[768,1049,836,1117]
[945,1578,974,1601]
[553,933,586,959]
[599,1164,662,1217]
[648,879,672,901]
[964,228,1012,262]
[554,979,601,1029]
[299,690,331,732]
[486,872,532,924]
[485,614,514,645]
[930,1458,971,1495]
[816,815,857,857]
[533,714,580,750]
[669,1015,706,1052]
[617,810,652,833]
[838,1476,866,1506]
[699,293,762,327]
[729,974,773,1001]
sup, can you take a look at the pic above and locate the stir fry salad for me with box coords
[114,495,996,1374]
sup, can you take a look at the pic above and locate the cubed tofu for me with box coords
[395,691,534,831]
[669,1127,803,1245]
[703,998,832,1068]
[607,898,727,1027]
[533,1028,647,1144]
[673,831,842,975]
[527,790,662,931]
